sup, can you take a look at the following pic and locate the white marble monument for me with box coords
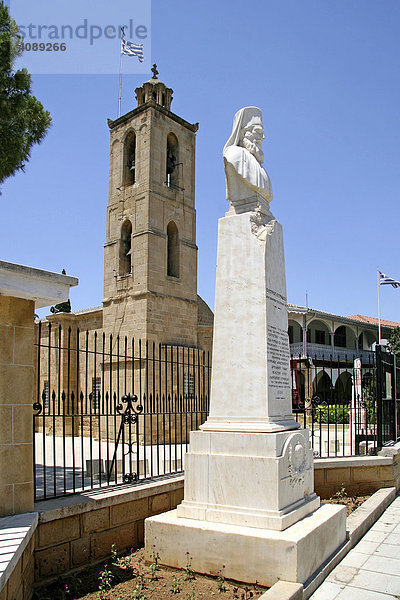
[145,107,346,586]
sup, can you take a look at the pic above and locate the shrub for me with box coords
[314,405,350,424]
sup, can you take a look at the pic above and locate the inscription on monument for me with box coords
[267,324,290,396]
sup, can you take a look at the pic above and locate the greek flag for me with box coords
[379,270,400,288]
[121,39,144,62]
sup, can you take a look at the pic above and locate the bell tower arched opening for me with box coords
[119,220,132,276]
[167,221,179,278]
[124,131,136,186]
[166,133,179,189]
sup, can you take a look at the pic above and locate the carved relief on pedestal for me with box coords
[284,433,309,487]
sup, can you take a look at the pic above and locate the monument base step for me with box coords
[145,504,346,587]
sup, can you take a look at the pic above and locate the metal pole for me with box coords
[118,28,124,118]
[377,268,382,344]
[376,344,383,450]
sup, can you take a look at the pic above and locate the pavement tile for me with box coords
[326,565,358,586]
[374,542,400,559]
[310,582,344,600]
[370,521,398,533]
[336,589,398,600]
[363,530,390,543]
[340,551,369,569]
[361,554,400,576]
[384,532,400,545]
[391,523,400,534]
[353,539,380,555]
[349,569,400,596]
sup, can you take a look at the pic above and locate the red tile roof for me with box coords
[347,314,400,328]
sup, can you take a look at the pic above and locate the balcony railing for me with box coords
[290,342,374,364]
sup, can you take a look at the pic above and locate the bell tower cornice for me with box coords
[107,64,199,133]
[107,102,199,133]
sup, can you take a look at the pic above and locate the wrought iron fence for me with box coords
[33,321,398,500]
[34,322,210,500]
[291,351,379,457]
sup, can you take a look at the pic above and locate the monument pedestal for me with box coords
[146,503,346,587]
[177,429,320,530]
[145,194,346,585]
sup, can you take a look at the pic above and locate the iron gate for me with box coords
[376,345,399,447]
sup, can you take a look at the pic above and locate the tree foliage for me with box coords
[388,327,400,356]
[0,1,51,185]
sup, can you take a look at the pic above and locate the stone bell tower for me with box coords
[103,66,199,345]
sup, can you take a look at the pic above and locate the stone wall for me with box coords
[314,453,400,498]
[34,476,184,583]
[0,296,34,517]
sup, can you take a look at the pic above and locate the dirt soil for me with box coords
[33,495,370,600]
[321,494,370,516]
[33,547,267,599]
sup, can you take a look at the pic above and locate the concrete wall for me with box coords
[0,513,37,600]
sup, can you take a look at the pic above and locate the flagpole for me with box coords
[118,28,124,118]
[377,268,382,344]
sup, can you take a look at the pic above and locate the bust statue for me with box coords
[223,106,272,208]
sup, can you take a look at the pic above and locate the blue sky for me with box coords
[2,0,400,323]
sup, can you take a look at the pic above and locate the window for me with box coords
[288,326,294,344]
[119,220,132,276]
[315,330,326,345]
[92,377,101,411]
[43,381,50,410]
[124,131,136,185]
[334,326,347,348]
[184,372,194,398]
[166,133,179,189]
[167,221,179,278]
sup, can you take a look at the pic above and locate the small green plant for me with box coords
[186,589,196,600]
[133,557,147,589]
[148,545,161,580]
[184,551,195,581]
[98,564,113,600]
[217,565,227,592]
[132,580,147,600]
[111,543,118,561]
[333,485,347,500]
[170,574,182,594]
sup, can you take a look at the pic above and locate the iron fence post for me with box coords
[376,344,383,450]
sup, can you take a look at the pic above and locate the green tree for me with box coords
[388,327,400,356]
[0,1,51,185]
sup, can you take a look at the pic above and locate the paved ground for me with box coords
[34,433,186,498]
[310,494,400,599]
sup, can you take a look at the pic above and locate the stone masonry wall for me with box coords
[0,296,34,517]
[34,477,184,584]
[314,454,400,499]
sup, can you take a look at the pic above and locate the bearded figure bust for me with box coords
[223,106,272,210]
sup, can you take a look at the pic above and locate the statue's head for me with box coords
[224,106,265,164]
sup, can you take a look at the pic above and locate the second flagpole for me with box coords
[377,268,382,344]
[118,27,125,118]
